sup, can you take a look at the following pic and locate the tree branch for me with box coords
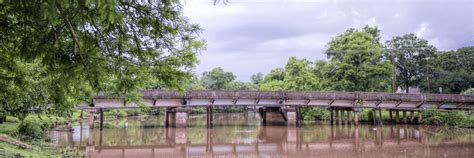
[56,2,80,54]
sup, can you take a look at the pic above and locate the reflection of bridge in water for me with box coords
[52,122,472,158]
[80,90,474,129]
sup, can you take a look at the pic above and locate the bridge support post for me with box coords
[165,109,169,128]
[207,106,213,129]
[99,108,104,130]
[353,109,359,126]
[403,111,407,124]
[80,110,83,120]
[389,110,393,123]
[88,111,95,129]
[410,111,414,124]
[259,107,292,126]
[258,107,266,126]
[166,108,189,128]
[330,107,334,125]
[335,109,339,125]
[418,111,423,124]
[346,109,351,125]
[372,109,376,125]
[378,109,383,126]
[340,109,345,125]
[395,110,400,124]
[295,107,302,127]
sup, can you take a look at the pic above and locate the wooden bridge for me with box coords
[81,90,474,129]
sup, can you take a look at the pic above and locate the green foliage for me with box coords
[263,68,286,82]
[325,26,392,92]
[250,73,264,85]
[192,107,207,114]
[226,81,258,90]
[284,57,321,91]
[16,120,47,141]
[422,110,470,126]
[300,107,329,120]
[385,34,437,93]
[0,0,204,119]
[420,47,474,93]
[201,67,236,90]
[259,80,286,91]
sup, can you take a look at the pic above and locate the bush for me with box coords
[443,111,468,126]
[192,107,206,114]
[301,107,329,120]
[422,110,469,126]
[16,120,47,141]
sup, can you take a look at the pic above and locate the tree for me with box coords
[259,80,286,91]
[200,67,236,90]
[325,26,391,92]
[0,1,204,119]
[227,81,258,90]
[420,47,474,93]
[312,60,332,91]
[250,73,264,85]
[385,34,436,93]
[284,57,320,91]
[263,68,285,82]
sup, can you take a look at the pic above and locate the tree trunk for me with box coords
[405,76,409,93]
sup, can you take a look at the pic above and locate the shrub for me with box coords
[16,120,47,141]
[443,111,467,126]
[422,110,469,126]
[192,107,206,114]
[301,107,329,120]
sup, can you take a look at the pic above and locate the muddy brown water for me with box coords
[49,112,474,158]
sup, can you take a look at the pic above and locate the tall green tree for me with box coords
[0,1,204,118]
[200,67,236,90]
[250,73,264,85]
[385,34,436,93]
[284,57,320,91]
[263,68,285,82]
[325,26,391,92]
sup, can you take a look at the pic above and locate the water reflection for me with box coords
[49,113,474,158]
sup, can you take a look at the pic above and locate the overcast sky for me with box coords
[183,0,474,81]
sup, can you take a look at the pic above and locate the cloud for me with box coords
[183,0,474,81]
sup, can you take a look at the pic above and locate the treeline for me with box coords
[184,26,473,95]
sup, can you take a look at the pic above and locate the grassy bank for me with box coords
[0,114,83,157]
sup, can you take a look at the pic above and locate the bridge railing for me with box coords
[93,90,474,104]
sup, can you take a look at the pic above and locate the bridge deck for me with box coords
[82,90,474,110]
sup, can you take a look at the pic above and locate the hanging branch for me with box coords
[56,2,80,54]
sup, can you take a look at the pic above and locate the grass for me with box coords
[0,114,84,157]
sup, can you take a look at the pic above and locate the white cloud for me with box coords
[415,22,428,37]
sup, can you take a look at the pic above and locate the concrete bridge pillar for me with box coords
[264,107,287,126]
[259,107,299,126]
[418,111,423,124]
[165,108,189,128]
[88,110,95,129]
[353,109,359,126]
